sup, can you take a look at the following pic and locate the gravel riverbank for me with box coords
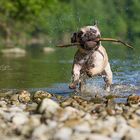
[0,90,140,140]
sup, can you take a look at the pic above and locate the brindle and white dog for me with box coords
[69,24,113,92]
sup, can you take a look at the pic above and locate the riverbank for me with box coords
[0,90,140,140]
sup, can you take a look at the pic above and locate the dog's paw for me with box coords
[69,83,77,89]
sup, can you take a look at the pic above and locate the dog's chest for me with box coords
[74,50,94,67]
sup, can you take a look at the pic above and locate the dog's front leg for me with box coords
[69,64,82,89]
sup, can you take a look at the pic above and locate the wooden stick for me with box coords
[56,38,133,49]
[98,38,133,49]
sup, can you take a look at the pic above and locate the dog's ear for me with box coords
[71,32,77,43]
[93,20,98,26]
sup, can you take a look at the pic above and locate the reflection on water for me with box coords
[0,44,139,97]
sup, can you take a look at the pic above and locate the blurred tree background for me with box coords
[0,0,139,48]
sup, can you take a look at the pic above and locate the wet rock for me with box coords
[127,94,140,104]
[1,48,26,55]
[37,98,61,117]
[18,90,31,103]
[43,47,55,53]
[0,90,15,98]
[10,94,20,105]
[106,107,116,115]
[54,127,72,140]
[33,90,52,103]
[60,98,73,107]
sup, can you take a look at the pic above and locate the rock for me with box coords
[25,102,38,112]
[31,124,49,140]
[64,118,82,128]
[0,110,12,121]
[57,106,84,122]
[1,48,26,55]
[37,98,61,117]
[46,120,57,129]
[122,128,140,140]
[61,98,73,107]
[0,100,7,108]
[33,90,52,103]
[114,116,129,138]
[29,115,41,127]
[10,94,20,105]
[74,122,91,133]
[20,115,41,137]
[127,94,140,104]
[9,105,26,112]
[54,127,72,140]
[18,90,31,103]
[0,136,22,140]
[135,109,140,116]
[106,107,116,115]
[91,116,116,135]
[12,113,29,126]
[72,133,111,140]
[43,47,55,53]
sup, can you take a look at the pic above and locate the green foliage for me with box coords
[0,0,139,47]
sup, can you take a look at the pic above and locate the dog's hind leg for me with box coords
[102,63,113,92]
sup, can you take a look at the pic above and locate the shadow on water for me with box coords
[0,43,139,103]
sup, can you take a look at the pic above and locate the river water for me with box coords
[0,44,139,98]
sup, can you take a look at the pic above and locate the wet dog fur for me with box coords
[69,24,113,92]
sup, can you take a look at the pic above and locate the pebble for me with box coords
[0,90,140,140]
[54,127,72,140]
[33,90,52,103]
[74,122,91,133]
[31,124,49,140]
[12,113,29,126]
[18,90,31,103]
[37,98,61,116]
[135,109,140,116]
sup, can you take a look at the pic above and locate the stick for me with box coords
[56,37,133,49]
[98,38,133,49]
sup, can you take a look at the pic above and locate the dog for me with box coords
[69,23,113,92]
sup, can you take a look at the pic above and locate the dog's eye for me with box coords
[90,28,97,33]
[77,31,83,37]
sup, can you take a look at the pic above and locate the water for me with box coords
[0,44,139,98]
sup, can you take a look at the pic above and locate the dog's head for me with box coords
[71,23,101,43]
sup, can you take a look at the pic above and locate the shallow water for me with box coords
[0,44,139,98]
